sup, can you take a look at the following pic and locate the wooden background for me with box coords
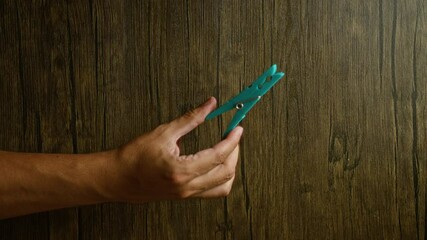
[0,0,426,239]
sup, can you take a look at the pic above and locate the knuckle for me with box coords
[214,151,227,164]
[165,167,185,185]
[168,170,192,187]
[178,155,194,166]
[184,109,203,126]
[165,158,192,186]
[176,159,193,175]
[155,124,170,135]
[169,173,185,186]
[184,109,197,119]
[177,189,191,199]
[224,168,235,181]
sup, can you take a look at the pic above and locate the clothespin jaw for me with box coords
[206,64,285,137]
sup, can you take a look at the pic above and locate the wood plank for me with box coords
[144,0,226,239]
[220,0,267,239]
[36,1,79,239]
[1,1,54,239]
[65,1,106,240]
[390,0,426,238]
[78,0,136,239]
[0,0,425,239]
[413,2,427,239]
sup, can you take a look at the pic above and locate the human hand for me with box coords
[110,97,243,202]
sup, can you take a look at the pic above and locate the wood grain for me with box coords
[0,0,426,239]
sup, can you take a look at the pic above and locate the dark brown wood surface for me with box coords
[1,0,426,239]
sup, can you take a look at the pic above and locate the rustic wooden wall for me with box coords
[0,0,426,239]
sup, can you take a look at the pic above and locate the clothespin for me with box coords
[206,64,285,137]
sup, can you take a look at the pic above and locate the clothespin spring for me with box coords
[235,96,261,110]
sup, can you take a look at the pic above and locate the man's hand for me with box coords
[0,97,242,219]
[112,97,243,202]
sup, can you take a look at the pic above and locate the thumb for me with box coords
[169,97,217,138]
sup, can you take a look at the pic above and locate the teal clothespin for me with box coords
[206,64,285,137]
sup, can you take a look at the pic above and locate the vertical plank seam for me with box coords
[66,5,80,240]
[270,0,274,66]
[249,211,254,240]
[155,1,162,125]
[101,26,107,151]
[424,4,427,239]
[245,1,254,238]
[261,0,265,67]
[66,4,78,155]
[15,1,27,147]
[215,2,228,239]
[412,1,420,238]
[391,0,402,237]
[36,111,43,155]
[216,0,222,137]
[327,108,334,190]
[270,1,276,181]
[238,2,252,237]
[270,1,276,239]
[186,0,195,142]
[379,0,384,91]
[147,0,154,129]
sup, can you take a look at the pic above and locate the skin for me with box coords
[0,97,243,219]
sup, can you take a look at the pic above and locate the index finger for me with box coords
[169,97,217,139]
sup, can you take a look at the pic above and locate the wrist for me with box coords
[83,150,126,203]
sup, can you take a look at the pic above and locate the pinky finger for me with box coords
[192,176,235,198]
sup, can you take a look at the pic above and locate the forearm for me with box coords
[0,150,121,219]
